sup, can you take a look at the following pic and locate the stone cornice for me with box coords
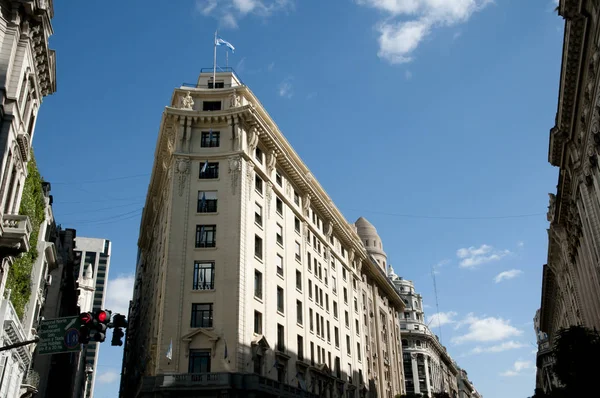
[402,329,457,373]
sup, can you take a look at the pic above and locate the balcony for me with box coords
[0,214,32,257]
[1,297,32,366]
[147,373,319,397]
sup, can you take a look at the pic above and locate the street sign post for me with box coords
[37,316,81,355]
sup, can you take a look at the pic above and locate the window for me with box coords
[357,343,361,361]
[342,268,347,281]
[254,270,262,299]
[297,300,303,325]
[308,253,312,271]
[188,350,211,373]
[308,280,313,299]
[200,130,220,147]
[354,298,358,312]
[196,225,216,248]
[276,254,284,276]
[334,327,339,347]
[404,312,410,319]
[277,286,284,313]
[353,278,357,290]
[343,288,348,304]
[325,294,329,311]
[333,302,338,318]
[197,191,217,213]
[254,311,263,334]
[294,190,299,205]
[254,235,263,259]
[309,308,314,331]
[277,324,285,351]
[346,336,351,355]
[191,303,213,327]
[311,342,315,365]
[276,225,283,246]
[355,319,360,334]
[276,171,282,186]
[416,340,421,347]
[296,270,302,290]
[255,203,263,226]
[255,147,264,164]
[402,339,408,347]
[332,276,337,294]
[202,101,221,111]
[298,335,304,361]
[324,269,328,285]
[345,311,349,327]
[295,242,301,261]
[276,197,283,215]
[295,217,301,233]
[207,81,224,88]
[255,175,263,194]
[193,261,214,290]
[316,313,321,336]
[341,247,346,257]
[199,162,219,179]
[414,325,419,330]
[327,320,331,342]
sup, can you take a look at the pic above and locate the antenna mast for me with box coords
[431,264,443,345]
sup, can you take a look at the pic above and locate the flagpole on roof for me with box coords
[213,30,217,89]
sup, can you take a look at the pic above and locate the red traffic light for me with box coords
[97,310,108,323]
[79,312,92,324]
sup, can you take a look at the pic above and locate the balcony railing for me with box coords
[151,373,318,397]
[0,214,32,256]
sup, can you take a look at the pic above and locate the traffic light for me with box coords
[111,327,125,346]
[78,312,94,344]
[92,310,111,342]
[113,314,128,328]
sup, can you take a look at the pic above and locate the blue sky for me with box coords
[33,1,563,397]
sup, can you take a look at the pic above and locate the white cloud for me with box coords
[452,313,523,344]
[278,80,293,98]
[196,0,293,29]
[405,70,413,80]
[469,341,527,354]
[456,244,510,268]
[267,62,275,71]
[500,360,533,377]
[357,0,492,63]
[97,370,120,384]
[105,274,135,316]
[517,241,524,248]
[427,311,458,327]
[494,269,523,283]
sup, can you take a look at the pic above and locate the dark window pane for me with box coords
[193,262,215,290]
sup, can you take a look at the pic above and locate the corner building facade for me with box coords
[122,70,406,398]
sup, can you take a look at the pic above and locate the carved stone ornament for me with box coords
[246,161,255,202]
[267,151,277,175]
[247,128,260,153]
[175,158,190,197]
[229,91,241,108]
[303,194,311,217]
[547,193,556,223]
[348,250,355,264]
[265,182,273,217]
[181,91,194,109]
[234,124,242,151]
[324,221,333,238]
[228,155,242,196]
[285,180,292,197]
[324,247,330,261]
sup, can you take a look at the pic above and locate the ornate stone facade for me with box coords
[538,0,600,393]
[122,71,407,398]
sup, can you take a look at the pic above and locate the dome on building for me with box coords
[354,216,387,270]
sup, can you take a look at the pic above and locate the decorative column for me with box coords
[411,354,420,395]
[424,356,432,396]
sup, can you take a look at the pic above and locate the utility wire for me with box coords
[345,208,546,220]
[73,210,143,226]
[56,196,145,204]
[51,173,150,185]
[57,201,143,216]
[61,208,143,224]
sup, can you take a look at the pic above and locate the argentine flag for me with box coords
[216,37,235,53]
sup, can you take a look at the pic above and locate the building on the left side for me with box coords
[0,0,57,299]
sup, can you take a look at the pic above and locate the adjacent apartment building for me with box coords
[538,0,600,393]
[121,69,406,398]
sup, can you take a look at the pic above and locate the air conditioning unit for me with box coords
[45,275,52,286]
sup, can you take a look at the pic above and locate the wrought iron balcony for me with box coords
[0,214,32,256]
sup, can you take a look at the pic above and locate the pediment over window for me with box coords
[251,334,270,350]
[182,328,220,357]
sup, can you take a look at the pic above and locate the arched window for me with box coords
[402,339,408,347]
[416,340,421,347]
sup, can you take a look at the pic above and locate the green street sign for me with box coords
[37,316,81,355]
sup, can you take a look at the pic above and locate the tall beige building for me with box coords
[537,0,600,393]
[121,69,406,398]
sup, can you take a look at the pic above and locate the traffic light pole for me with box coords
[0,337,39,352]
